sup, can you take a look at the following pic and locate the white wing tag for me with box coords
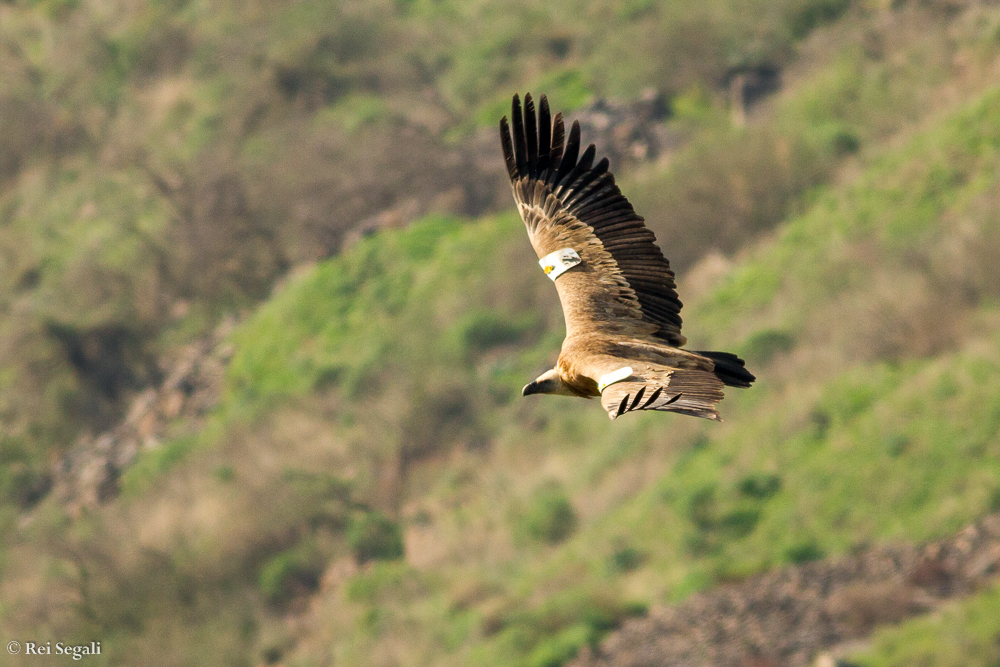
[539,248,582,281]
[598,366,634,392]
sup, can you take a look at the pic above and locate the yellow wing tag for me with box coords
[598,366,634,392]
[538,248,582,281]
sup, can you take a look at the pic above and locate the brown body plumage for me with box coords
[501,93,755,420]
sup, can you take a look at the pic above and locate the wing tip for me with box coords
[499,115,517,181]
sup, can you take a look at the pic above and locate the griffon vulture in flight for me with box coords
[501,93,754,420]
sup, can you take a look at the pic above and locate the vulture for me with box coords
[501,93,755,421]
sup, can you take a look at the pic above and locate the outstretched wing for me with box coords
[500,93,686,346]
[601,368,725,421]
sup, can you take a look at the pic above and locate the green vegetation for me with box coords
[2,0,969,475]
[348,513,406,564]
[259,539,327,606]
[851,584,1000,667]
[518,482,578,545]
[4,1,1000,666]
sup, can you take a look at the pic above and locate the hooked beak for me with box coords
[522,381,540,397]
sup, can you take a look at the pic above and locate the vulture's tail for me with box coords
[695,350,756,388]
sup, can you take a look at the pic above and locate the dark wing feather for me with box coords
[500,93,685,346]
[524,94,538,172]
[537,96,552,175]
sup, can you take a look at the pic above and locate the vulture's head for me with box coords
[522,368,575,397]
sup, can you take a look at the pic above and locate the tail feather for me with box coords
[695,350,755,388]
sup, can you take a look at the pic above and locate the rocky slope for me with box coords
[573,515,1000,667]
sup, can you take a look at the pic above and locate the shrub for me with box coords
[347,512,405,564]
[521,483,578,545]
[684,483,765,555]
[742,328,795,364]
[606,543,645,574]
[737,473,782,499]
[717,508,761,538]
[3,462,52,510]
[830,127,860,155]
[258,544,325,606]
[885,434,910,457]
[808,408,831,441]
[527,624,590,667]
[494,591,647,667]
[788,0,851,39]
[988,487,1000,513]
[685,485,718,530]
[785,539,825,564]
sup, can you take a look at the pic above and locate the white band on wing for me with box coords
[598,366,634,392]
[538,248,582,281]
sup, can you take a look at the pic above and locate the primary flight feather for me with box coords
[501,93,755,420]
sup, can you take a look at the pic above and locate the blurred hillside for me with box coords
[0,0,846,498]
[3,0,1000,666]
